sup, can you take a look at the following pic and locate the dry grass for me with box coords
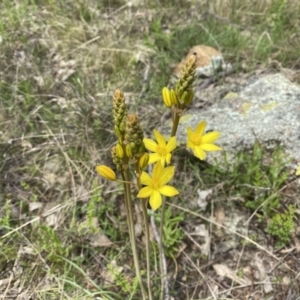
[1,0,300,299]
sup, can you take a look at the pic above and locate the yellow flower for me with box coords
[137,162,179,210]
[296,165,300,176]
[186,120,222,160]
[96,165,116,181]
[143,130,176,166]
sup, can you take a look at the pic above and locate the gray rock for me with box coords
[163,73,300,166]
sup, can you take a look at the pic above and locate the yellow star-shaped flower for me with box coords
[143,129,176,166]
[137,162,179,211]
[186,120,222,160]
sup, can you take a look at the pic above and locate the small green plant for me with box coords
[267,205,295,248]
[157,207,184,258]
[202,142,289,218]
[36,226,72,263]
[230,143,289,216]
[0,194,12,228]
[107,261,139,298]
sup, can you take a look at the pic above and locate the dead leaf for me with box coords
[89,230,113,247]
[45,213,59,227]
[194,224,210,256]
[282,275,291,286]
[214,205,225,230]
[33,75,44,87]
[29,202,42,211]
[76,185,90,202]
[135,223,143,237]
[213,263,250,285]
[197,188,213,210]
[253,255,273,293]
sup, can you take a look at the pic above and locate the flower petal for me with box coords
[194,146,206,160]
[165,136,177,152]
[143,138,158,152]
[137,186,153,198]
[158,166,175,186]
[153,130,166,147]
[152,161,163,178]
[186,127,193,139]
[149,190,162,211]
[140,171,153,185]
[159,185,179,197]
[201,131,220,144]
[187,140,195,149]
[148,153,161,165]
[165,153,172,165]
[201,144,222,152]
[194,120,206,136]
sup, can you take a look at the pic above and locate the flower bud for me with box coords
[126,144,133,158]
[115,143,124,159]
[162,87,172,108]
[184,90,194,106]
[96,165,116,181]
[170,89,179,105]
[139,153,149,169]
[114,125,121,137]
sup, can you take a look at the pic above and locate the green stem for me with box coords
[121,173,133,247]
[171,111,181,137]
[141,199,153,300]
[159,195,166,300]
[122,168,148,300]
[159,111,181,299]
[136,163,153,300]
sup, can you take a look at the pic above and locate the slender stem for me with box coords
[136,164,153,300]
[121,173,133,245]
[141,200,153,300]
[171,110,181,137]
[122,168,148,300]
[159,195,167,300]
[159,110,181,299]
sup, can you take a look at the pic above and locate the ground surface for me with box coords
[0,1,300,299]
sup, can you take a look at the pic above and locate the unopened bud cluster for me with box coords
[124,114,146,159]
[113,89,128,136]
[111,145,123,170]
[175,53,197,107]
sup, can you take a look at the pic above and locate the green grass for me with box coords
[1,0,300,298]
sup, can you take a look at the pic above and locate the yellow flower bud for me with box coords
[96,165,116,181]
[115,143,124,158]
[126,144,133,158]
[139,153,149,169]
[162,87,172,108]
[170,89,179,105]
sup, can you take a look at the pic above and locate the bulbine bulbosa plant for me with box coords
[96,53,222,300]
